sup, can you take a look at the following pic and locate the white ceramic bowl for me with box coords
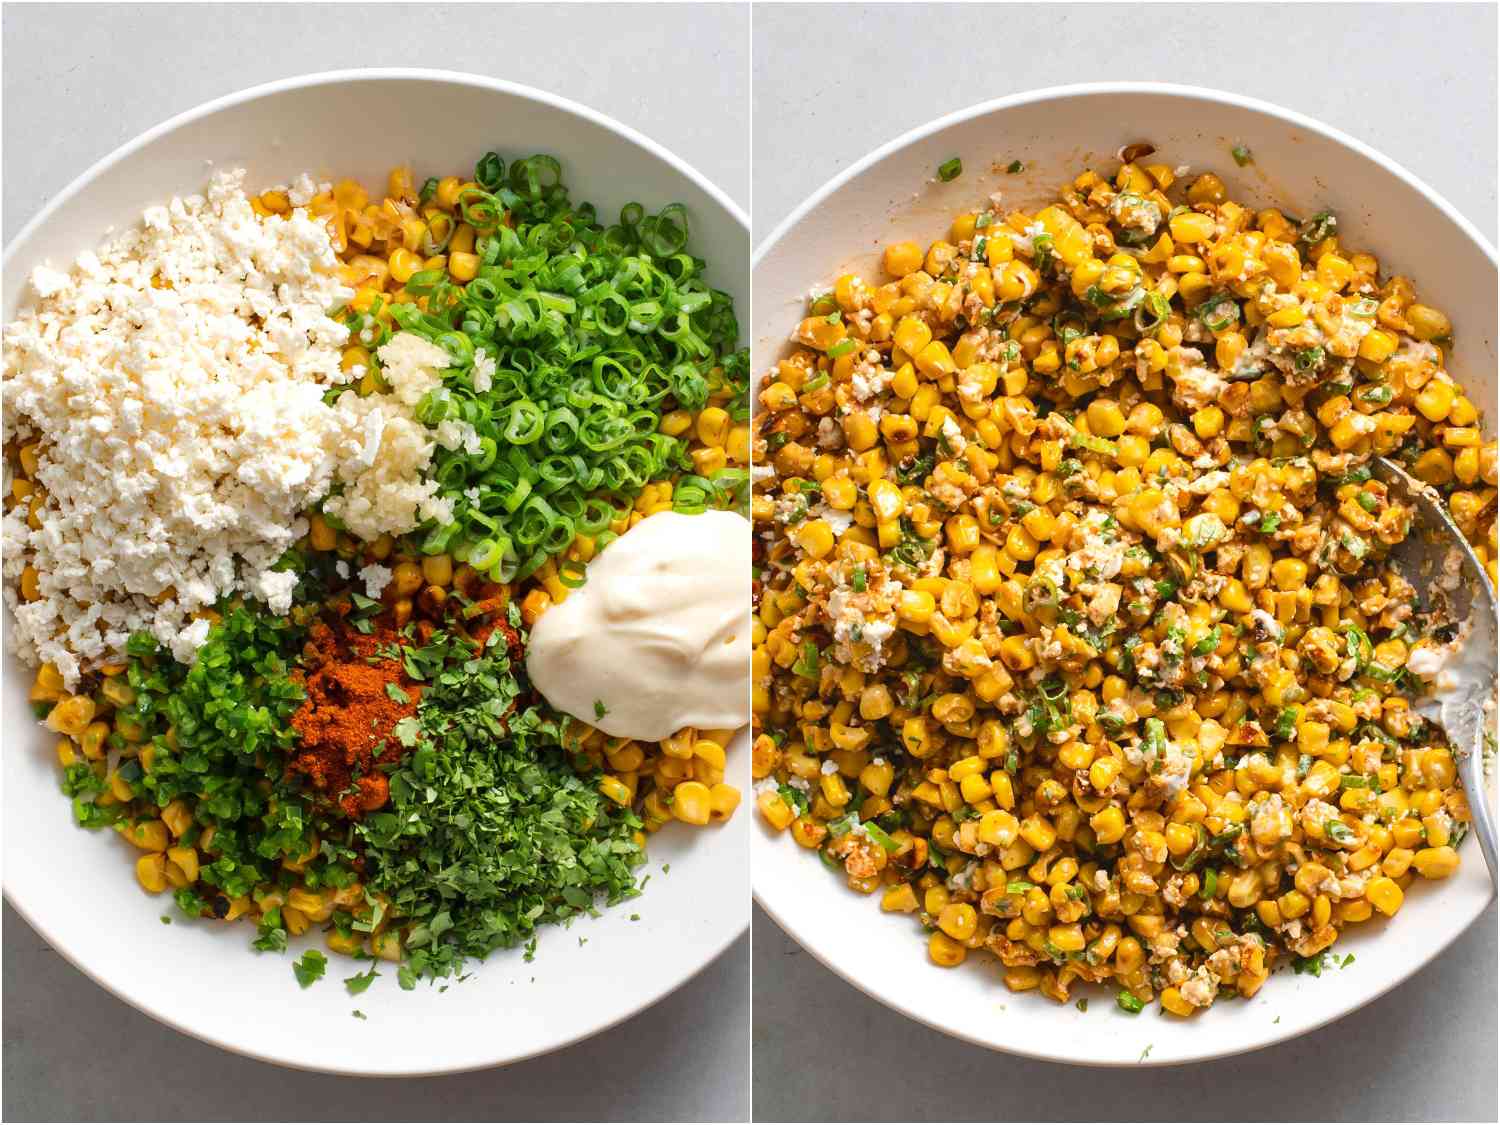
[753,82,1496,1066]
[3,69,749,1076]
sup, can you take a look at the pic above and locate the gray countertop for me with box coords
[1,4,749,1122]
[751,3,1497,1122]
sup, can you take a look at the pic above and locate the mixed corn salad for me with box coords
[751,149,1494,1017]
[14,155,747,983]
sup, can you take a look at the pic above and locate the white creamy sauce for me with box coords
[526,509,750,741]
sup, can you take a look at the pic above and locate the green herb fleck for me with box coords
[293,950,328,989]
[1117,990,1146,1014]
[344,966,380,995]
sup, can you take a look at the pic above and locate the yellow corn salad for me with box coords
[751,152,1492,1016]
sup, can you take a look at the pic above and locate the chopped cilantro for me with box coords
[353,631,645,986]
[293,949,327,988]
[344,966,380,995]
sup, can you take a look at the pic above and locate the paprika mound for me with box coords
[289,617,421,819]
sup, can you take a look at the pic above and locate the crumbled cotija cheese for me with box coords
[1,170,354,683]
[320,332,456,542]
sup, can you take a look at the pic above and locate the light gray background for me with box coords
[753,2,1497,245]
[1,4,748,1122]
[752,3,1498,1123]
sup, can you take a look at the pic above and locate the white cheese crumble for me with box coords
[1,169,355,682]
[320,332,456,542]
[471,348,496,393]
[358,563,393,600]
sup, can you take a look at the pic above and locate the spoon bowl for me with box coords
[1373,456,1498,884]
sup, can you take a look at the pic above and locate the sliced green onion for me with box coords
[380,151,747,577]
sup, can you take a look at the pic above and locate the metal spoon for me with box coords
[1372,456,1497,885]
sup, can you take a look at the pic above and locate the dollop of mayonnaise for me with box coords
[526,509,749,742]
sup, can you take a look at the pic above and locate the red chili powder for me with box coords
[288,618,421,819]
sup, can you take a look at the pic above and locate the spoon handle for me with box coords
[1448,684,1498,884]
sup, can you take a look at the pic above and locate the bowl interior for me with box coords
[752,85,1496,1065]
[3,71,749,1076]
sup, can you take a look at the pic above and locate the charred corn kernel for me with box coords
[915,341,956,377]
[308,513,338,551]
[796,519,836,559]
[1359,328,1399,363]
[135,854,167,894]
[938,902,978,941]
[123,819,169,851]
[391,560,424,596]
[1019,815,1056,851]
[1365,876,1404,915]
[448,251,479,281]
[599,775,632,806]
[1412,846,1459,879]
[881,884,919,912]
[1169,211,1216,244]
[327,930,365,957]
[1160,988,1198,1018]
[167,845,199,883]
[928,931,967,967]
[897,589,936,624]
[45,695,96,737]
[1415,380,1455,421]
[1406,304,1450,341]
[421,553,453,588]
[757,790,794,831]
[893,316,933,357]
[884,241,924,277]
[708,783,741,821]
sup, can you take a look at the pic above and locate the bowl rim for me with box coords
[751,79,1498,1067]
[752,80,1498,267]
[4,66,749,270]
[2,66,749,1076]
